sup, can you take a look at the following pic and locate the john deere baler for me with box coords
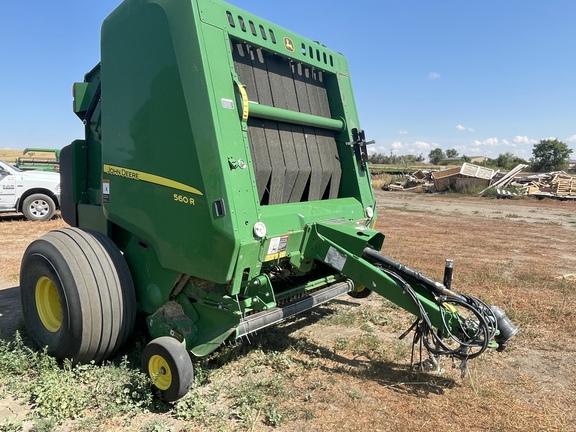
[20,0,516,402]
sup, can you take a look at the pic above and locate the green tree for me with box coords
[445,148,459,158]
[428,148,445,164]
[368,153,387,164]
[531,138,573,172]
[495,152,529,170]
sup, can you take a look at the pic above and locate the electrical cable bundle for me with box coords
[382,268,497,360]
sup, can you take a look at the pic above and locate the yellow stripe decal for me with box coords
[103,164,203,196]
[239,84,249,120]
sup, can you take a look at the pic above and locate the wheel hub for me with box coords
[35,276,62,332]
[148,355,172,391]
[30,200,48,217]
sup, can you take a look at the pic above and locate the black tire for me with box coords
[20,227,136,363]
[22,193,56,221]
[141,336,194,402]
[348,285,373,299]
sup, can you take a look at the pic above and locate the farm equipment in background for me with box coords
[15,148,61,172]
[19,0,516,402]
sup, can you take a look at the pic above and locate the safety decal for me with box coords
[221,98,234,110]
[102,180,110,203]
[325,246,347,272]
[103,164,203,196]
[265,235,289,261]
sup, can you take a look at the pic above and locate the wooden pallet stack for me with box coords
[553,173,576,196]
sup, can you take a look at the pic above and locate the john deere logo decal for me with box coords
[283,37,295,53]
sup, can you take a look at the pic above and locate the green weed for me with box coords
[141,420,174,432]
[347,388,365,400]
[334,337,350,351]
[0,334,152,426]
[228,377,289,428]
[0,418,23,432]
[319,305,390,328]
[173,390,213,422]
[29,418,56,432]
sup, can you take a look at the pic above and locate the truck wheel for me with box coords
[20,227,136,364]
[22,193,56,221]
[141,336,194,402]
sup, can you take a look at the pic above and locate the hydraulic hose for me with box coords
[368,253,498,360]
[362,247,464,299]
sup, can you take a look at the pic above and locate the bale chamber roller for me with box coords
[20,0,516,402]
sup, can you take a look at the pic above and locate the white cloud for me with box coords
[454,136,535,160]
[473,137,499,147]
[456,124,475,132]
[513,135,536,145]
[398,130,408,135]
[565,134,576,143]
[377,140,435,156]
[428,72,441,80]
[413,141,433,152]
[367,145,386,155]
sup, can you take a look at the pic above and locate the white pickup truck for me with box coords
[0,159,61,221]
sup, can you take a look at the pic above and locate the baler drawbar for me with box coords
[19,0,516,402]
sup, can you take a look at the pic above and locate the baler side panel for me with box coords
[100,1,240,284]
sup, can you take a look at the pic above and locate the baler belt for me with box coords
[232,40,342,205]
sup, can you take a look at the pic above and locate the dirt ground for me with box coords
[376,189,576,231]
[1,191,575,431]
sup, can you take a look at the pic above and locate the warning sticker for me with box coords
[221,98,234,110]
[325,246,347,271]
[103,180,110,204]
[265,235,289,261]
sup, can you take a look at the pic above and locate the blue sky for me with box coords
[1,1,574,162]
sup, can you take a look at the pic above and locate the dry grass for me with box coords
[368,195,576,432]
[0,149,25,164]
[1,194,575,431]
[378,207,576,338]
[0,216,67,283]
[371,173,394,190]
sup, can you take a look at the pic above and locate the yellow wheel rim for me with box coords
[35,276,62,333]
[148,355,172,391]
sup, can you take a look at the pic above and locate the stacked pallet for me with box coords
[553,173,576,196]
